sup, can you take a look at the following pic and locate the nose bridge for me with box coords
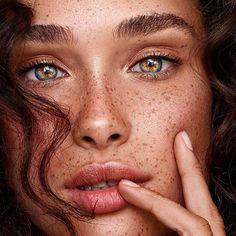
[72,78,131,150]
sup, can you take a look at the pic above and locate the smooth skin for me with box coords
[119,131,225,235]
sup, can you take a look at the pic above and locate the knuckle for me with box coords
[178,217,212,236]
[208,206,223,221]
[193,217,213,235]
[192,162,203,172]
[197,217,210,228]
[207,205,225,228]
[149,194,162,214]
[180,163,204,179]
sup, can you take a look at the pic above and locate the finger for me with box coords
[174,131,225,235]
[119,180,213,236]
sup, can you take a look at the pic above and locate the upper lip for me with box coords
[65,161,151,188]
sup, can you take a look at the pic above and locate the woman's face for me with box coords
[10,0,211,235]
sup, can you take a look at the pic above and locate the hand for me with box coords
[118,131,226,236]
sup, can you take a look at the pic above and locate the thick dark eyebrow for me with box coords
[24,24,74,44]
[23,13,194,44]
[114,13,195,38]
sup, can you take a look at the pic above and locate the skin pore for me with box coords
[8,0,214,235]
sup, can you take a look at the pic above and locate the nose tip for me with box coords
[73,116,131,150]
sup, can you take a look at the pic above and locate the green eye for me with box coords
[25,64,66,81]
[139,58,162,73]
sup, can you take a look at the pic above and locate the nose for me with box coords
[72,92,131,150]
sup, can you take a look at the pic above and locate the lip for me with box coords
[65,161,150,214]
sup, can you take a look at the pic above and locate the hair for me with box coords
[0,0,235,235]
[200,0,236,234]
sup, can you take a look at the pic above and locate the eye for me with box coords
[129,52,181,80]
[25,64,66,81]
[131,57,172,74]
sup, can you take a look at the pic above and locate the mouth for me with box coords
[65,161,150,214]
[78,180,119,191]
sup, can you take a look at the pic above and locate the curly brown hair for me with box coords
[200,0,236,234]
[0,0,235,235]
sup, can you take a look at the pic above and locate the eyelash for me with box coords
[17,59,68,82]
[129,51,182,81]
[17,51,182,84]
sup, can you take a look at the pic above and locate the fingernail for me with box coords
[181,131,193,151]
[121,179,140,188]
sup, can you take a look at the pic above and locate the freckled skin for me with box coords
[8,0,213,235]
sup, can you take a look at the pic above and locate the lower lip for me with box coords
[68,185,126,214]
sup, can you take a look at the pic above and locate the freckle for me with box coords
[161,91,167,96]
[164,96,171,101]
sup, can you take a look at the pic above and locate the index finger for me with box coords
[174,131,225,236]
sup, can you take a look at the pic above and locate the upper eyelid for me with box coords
[128,53,181,71]
[127,49,181,68]
[17,59,69,76]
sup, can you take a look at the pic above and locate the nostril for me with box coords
[83,136,94,143]
[110,133,121,141]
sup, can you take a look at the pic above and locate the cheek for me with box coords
[120,77,211,198]
[125,80,211,150]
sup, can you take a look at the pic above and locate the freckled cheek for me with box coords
[125,87,211,200]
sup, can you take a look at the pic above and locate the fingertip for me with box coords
[174,131,193,152]
[181,131,193,151]
[174,131,194,157]
[174,131,197,174]
[120,179,140,187]
[118,180,142,205]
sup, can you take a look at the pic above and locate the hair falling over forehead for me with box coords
[0,0,235,235]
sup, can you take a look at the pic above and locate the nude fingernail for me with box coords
[181,131,193,151]
[121,180,140,188]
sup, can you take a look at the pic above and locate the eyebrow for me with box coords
[24,24,74,44]
[114,13,195,38]
[23,12,195,44]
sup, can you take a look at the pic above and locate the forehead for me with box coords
[22,0,201,31]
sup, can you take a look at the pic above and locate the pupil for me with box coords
[147,59,155,67]
[44,67,51,74]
